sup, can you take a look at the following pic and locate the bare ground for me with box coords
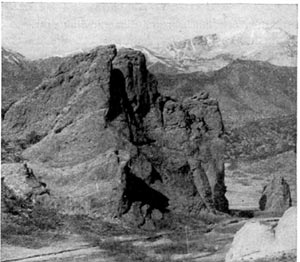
[1,151,296,262]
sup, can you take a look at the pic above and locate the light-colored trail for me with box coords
[1,235,114,262]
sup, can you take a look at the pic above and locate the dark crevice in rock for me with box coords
[54,120,74,134]
[147,166,163,184]
[105,68,139,143]
[2,100,17,120]
[105,68,153,145]
[259,194,267,211]
[118,163,169,218]
[105,69,126,122]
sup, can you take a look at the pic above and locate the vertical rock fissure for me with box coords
[105,68,149,145]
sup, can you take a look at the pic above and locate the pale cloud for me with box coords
[2,3,297,59]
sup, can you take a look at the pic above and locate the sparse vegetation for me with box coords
[99,241,158,262]
[224,115,296,162]
[2,131,45,163]
[1,202,64,248]
[253,253,296,262]
[25,130,43,145]
[1,138,25,163]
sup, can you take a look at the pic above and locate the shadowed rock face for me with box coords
[2,45,228,227]
[107,48,159,145]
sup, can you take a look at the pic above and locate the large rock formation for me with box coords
[141,91,228,214]
[2,45,228,227]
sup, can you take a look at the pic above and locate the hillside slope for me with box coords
[2,48,46,117]
[156,60,296,126]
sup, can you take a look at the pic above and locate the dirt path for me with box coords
[1,235,114,262]
[1,229,234,262]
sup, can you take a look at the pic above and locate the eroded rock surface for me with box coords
[2,45,228,228]
[1,163,49,214]
[259,175,292,213]
[225,207,297,262]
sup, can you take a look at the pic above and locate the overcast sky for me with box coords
[2,3,297,59]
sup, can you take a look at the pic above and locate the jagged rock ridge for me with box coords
[2,45,228,228]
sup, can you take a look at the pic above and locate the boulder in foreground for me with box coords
[225,206,296,262]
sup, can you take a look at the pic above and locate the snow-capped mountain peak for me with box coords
[134,26,296,74]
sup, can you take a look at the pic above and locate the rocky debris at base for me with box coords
[1,163,49,214]
[225,206,296,262]
[259,175,292,213]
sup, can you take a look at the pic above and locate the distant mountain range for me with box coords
[2,25,297,126]
[134,26,297,74]
[2,27,297,166]
[2,48,64,117]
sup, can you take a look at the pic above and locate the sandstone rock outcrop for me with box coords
[225,207,296,262]
[2,45,228,227]
[274,206,297,251]
[141,91,228,214]
[259,175,292,213]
